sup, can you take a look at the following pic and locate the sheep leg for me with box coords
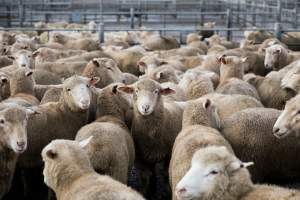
[154,160,172,200]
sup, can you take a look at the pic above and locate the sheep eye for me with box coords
[297,110,300,115]
[66,88,71,92]
[210,170,218,175]
[107,67,113,71]
[27,55,31,58]
[135,90,139,94]
[0,119,5,124]
[154,89,159,94]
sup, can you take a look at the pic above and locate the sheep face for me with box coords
[62,76,99,112]
[176,146,253,200]
[0,32,15,45]
[137,55,164,75]
[82,58,123,88]
[10,68,34,96]
[0,106,34,153]
[41,137,93,190]
[218,55,247,76]
[281,71,300,93]
[273,95,300,139]
[9,50,37,69]
[50,33,65,44]
[264,45,285,70]
[118,79,174,116]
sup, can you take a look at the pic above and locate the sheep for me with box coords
[146,65,180,84]
[216,78,260,100]
[0,31,16,45]
[15,75,99,199]
[175,146,300,200]
[264,44,300,71]
[205,35,239,49]
[18,75,99,168]
[0,104,37,199]
[82,58,137,88]
[221,107,300,182]
[104,46,143,75]
[2,68,39,107]
[0,56,13,68]
[138,55,184,75]
[118,78,184,199]
[178,72,214,100]
[33,47,86,63]
[36,61,88,78]
[118,78,184,163]
[170,98,233,200]
[280,64,300,93]
[141,35,180,51]
[273,94,300,139]
[75,115,135,184]
[246,73,295,109]
[74,82,135,184]
[32,69,62,85]
[41,138,145,200]
[56,50,110,63]
[217,55,248,85]
[182,93,263,128]
[244,29,274,44]
[4,50,38,73]
[50,32,100,51]
[178,55,205,69]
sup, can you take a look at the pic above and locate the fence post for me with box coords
[98,23,105,44]
[130,8,135,29]
[277,0,282,23]
[226,8,232,41]
[251,0,256,26]
[18,0,24,27]
[274,22,282,40]
[294,3,298,29]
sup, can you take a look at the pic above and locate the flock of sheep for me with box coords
[0,20,300,200]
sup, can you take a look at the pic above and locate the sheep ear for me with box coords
[156,72,164,80]
[32,50,40,58]
[160,87,175,95]
[118,86,134,94]
[92,59,100,67]
[46,149,57,159]
[229,161,254,173]
[26,107,41,115]
[217,55,226,64]
[0,76,8,84]
[241,57,248,63]
[78,136,93,148]
[25,71,33,77]
[203,99,212,109]
[112,84,118,94]
[89,77,100,87]
[137,61,147,73]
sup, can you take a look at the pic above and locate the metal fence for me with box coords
[1,0,300,42]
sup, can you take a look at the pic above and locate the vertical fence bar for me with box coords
[277,0,282,23]
[252,0,256,26]
[130,8,135,29]
[274,22,282,40]
[99,23,104,43]
[226,8,232,41]
[18,0,24,27]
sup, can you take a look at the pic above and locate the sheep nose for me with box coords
[142,105,150,112]
[17,141,25,148]
[21,64,26,67]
